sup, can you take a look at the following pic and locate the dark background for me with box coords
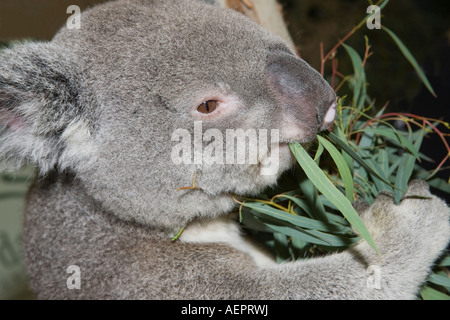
[279,0,450,184]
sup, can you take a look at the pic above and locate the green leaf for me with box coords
[273,232,291,262]
[314,142,325,164]
[239,207,273,233]
[420,286,450,300]
[264,222,359,247]
[342,43,366,110]
[377,149,390,177]
[242,202,348,234]
[382,26,437,97]
[291,237,309,259]
[273,194,315,218]
[243,203,357,247]
[277,194,352,229]
[317,135,355,202]
[297,173,328,221]
[427,177,450,194]
[394,154,415,204]
[289,143,378,254]
[393,128,424,203]
[328,132,395,191]
[361,127,419,159]
[428,273,450,290]
[439,255,450,267]
[388,153,403,176]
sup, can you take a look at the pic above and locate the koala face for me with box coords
[0,0,335,231]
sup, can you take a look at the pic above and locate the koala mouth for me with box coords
[256,142,294,177]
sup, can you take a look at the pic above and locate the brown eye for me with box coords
[197,100,218,114]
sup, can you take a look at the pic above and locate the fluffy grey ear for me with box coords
[0,42,88,173]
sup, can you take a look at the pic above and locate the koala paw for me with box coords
[357,181,450,263]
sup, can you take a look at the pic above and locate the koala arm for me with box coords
[253,181,449,299]
[25,178,449,299]
[169,181,449,299]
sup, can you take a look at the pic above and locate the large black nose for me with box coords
[266,52,336,132]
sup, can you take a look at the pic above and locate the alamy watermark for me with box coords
[366,265,382,289]
[171,121,280,176]
[366,5,381,30]
[66,5,81,30]
[66,265,81,289]
[66,4,382,31]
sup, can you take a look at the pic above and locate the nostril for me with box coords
[321,102,336,130]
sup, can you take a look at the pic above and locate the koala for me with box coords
[0,0,448,299]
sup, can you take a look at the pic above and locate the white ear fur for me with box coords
[0,101,61,173]
[0,43,88,173]
[59,119,98,171]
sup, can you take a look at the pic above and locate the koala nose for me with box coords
[266,52,336,137]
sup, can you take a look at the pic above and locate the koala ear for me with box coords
[0,42,88,173]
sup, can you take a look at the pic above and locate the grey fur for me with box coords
[0,0,449,299]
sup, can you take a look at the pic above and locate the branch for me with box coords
[221,0,297,53]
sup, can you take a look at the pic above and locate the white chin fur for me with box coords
[179,215,276,268]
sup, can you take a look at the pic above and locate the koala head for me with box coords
[0,0,335,232]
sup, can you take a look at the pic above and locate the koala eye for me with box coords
[197,100,218,114]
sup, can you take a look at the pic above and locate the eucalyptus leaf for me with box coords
[342,43,366,110]
[328,132,395,191]
[428,273,450,290]
[382,26,437,97]
[361,127,419,159]
[438,255,450,267]
[289,143,378,254]
[263,222,359,247]
[318,135,355,202]
[394,128,424,203]
[242,202,349,234]
[420,286,450,300]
